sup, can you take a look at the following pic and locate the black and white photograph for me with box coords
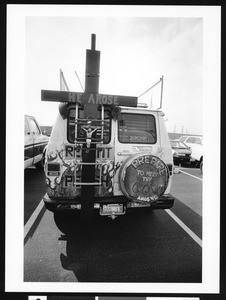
[5,4,220,296]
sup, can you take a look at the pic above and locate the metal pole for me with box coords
[91,33,96,50]
[85,33,100,93]
[138,78,161,98]
[157,75,164,110]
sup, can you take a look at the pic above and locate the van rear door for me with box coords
[114,110,159,195]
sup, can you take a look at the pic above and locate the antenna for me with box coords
[74,70,84,91]
[157,76,164,110]
[138,76,164,110]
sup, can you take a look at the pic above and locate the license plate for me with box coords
[180,153,185,156]
[100,204,125,216]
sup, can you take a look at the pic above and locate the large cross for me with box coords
[41,90,137,107]
[41,34,138,223]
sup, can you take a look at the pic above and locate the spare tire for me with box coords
[119,153,169,204]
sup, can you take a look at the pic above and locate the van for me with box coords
[41,34,175,226]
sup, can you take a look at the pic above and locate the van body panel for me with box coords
[44,107,174,211]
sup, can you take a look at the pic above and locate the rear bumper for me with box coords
[43,193,175,212]
[173,156,191,163]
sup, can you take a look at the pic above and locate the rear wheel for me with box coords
[53,211,81,234]
[80,199,94,225]
[200,161,203,174]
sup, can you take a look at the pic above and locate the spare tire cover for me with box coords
[119,153,169,204]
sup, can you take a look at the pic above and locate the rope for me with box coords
[60,69,70,91]
[138,78,162,98]
[74,70,84,91]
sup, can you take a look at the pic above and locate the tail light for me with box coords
[167,164,173,176]
[46,163,61,176]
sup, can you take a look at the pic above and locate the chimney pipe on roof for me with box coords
[85,33,100,93]
[91,33,96,50]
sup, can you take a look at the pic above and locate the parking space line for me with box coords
[179,169,203,181]
[165,209,202,247]
[24,199,45,242]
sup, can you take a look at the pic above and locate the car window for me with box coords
[118,113,156,144]
[170,141,178,148]
[24,117,30,135]
[29,118,41,134]
[186,137,196,143]
[179,136,187,142]
[195,138,202,144]
[67,107,111,144]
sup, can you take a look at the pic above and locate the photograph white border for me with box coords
[6,4,221,294]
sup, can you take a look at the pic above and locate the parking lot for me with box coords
[24,166,202,283]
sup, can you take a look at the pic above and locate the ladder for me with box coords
[73,103,107,195]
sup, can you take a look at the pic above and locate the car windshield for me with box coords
[118,113,156,144]
[178,141,188,148]
[171,141,188,149]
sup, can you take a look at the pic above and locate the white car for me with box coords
[24,115,49,169]
[179,135,203,167]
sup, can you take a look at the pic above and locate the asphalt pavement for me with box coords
[24,167,202,283]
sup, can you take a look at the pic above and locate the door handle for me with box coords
[117,152,131,156]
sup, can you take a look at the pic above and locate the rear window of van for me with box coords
[118,113,156,144]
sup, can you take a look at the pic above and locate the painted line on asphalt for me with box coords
[165,209,202,247]
[24,199,45,242]
[179,169,203,181]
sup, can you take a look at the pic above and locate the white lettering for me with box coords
[96,94,102,104]
[77,93,82,103]
[88,94,95,104]
[137,196,150,202]
[107,95,113,105]
[114,96,119,105]
[132,159,139,169]
[142,176,152,182]
[137,170,144,176]
[68,92,75,102]
[101,95,108,104]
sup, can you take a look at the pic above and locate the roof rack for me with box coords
[137,103,148,108]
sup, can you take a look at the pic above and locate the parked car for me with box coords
[24,115,49,169]
[179,135,203,167]
[170,140,193,166]
[200,160,203,174]
[179,135,203,146]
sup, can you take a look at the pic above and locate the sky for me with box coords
[25,16,203,134]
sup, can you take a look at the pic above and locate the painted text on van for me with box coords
[68,92,119,105]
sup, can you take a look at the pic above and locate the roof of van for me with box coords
[120,106,164,114]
